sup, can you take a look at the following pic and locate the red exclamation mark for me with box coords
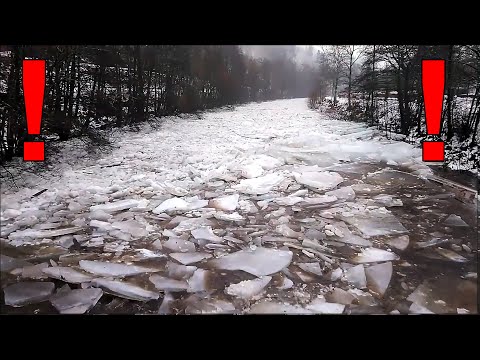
[23,59,46,162]
[422,59,445,162]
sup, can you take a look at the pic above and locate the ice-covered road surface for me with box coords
[1,98,477,314]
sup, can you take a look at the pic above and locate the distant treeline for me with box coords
[309,45,480,145]
[0,45,318,162]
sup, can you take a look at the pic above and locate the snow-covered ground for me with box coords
[1,98,477,314]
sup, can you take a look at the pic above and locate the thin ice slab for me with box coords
[91,278,159,302]
[42,266,94,284]
[210,247,293,276]
[352,248,399,263]
[79,260,160,277]
[4,281,55,307]
[170,252,212,265]
[50,288,103,314]
[365,261,392,296]
[293,171,343,191]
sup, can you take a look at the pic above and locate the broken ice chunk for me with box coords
[187,269,211,293]
[191,227,223,243]
[42,266,94,284]
[21,262,50,279]
[214,212,244,222]
[341,207,408,238]
[233,173,284,195]
[345,264,367,289]
[435,248,468,263]
[293,171,344,191]
[277,276,294,290]
[298,263,323,277]
[306,298,345,314]
[0,255,32,272]
[152,197,189,213]
[409,302,435,314]
[50,288,103,314]
[79,260,160,277]
[372,194,403,207]
[210,247,293,276]
[158,292,175,314]
[365,262,392,296]
[169,252,212,265]
[301,195,338,205]
[8,227,83,240]
[326,186,355,201]
[90,199,142,213]
[4,281,55,307]
[111,220,148,238]
[386,235,409,251]
[149,275,188,292]
[163,238,196,252]
[276,224,303,239]
[91,278,159,302]
[239,163,264,179]
[209,194,239,211]
[249,300,311,314]
[325,288,356,305]
[273,197,303,206]
[443,214,469,227]
[352,248,399,263]
[328,267,343,281]
[185,298,236,314]
[225,276,272,299]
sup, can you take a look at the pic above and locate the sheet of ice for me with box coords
[345,264,367,289]
[0,255,32,272]
[187,269,211,293]
[210,247,293,276]
[443,214,469,227]
[225,276,272,299]
[170,252,212,265]
[352,248,399,263]
[42,266,94,284]
[79,260,160,277]
[158,292,175,314]
[191,227,223,243]
[163,238,196,252]
[365,261,392,296]
[273,196,303,206]
[8,227,83,240]
[166,262,197,280]
[325,288,356,305]
[185,298,236,314]
[386,235,410,251]
[111,220,149,238]
[149,275,188,292]
[249,300,311,314]
[275,224,303,239]
[435,248,468,262]
[306,298,345,314]
[277,276,294,290]
[326,186,355,201]
[21,262,50,279]
[4,281,55,307]
[214,212,244,221]
[209,194,239,211]
[50,288,103,314]
[341,208,408,238]
[91,279,159,301]
[298,262,323,277]
[90,199,142,213]
[372,194,403,207]
[233,173,284,195]
[152,197,189,213]
[293,171,343,191]
[326,222,373,246]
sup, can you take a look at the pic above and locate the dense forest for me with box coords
[0,45,318,163]
[309,45,479,155]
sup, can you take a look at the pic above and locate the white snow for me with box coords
[225,276,272,299]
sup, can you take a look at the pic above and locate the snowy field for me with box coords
[0,98,477,314]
